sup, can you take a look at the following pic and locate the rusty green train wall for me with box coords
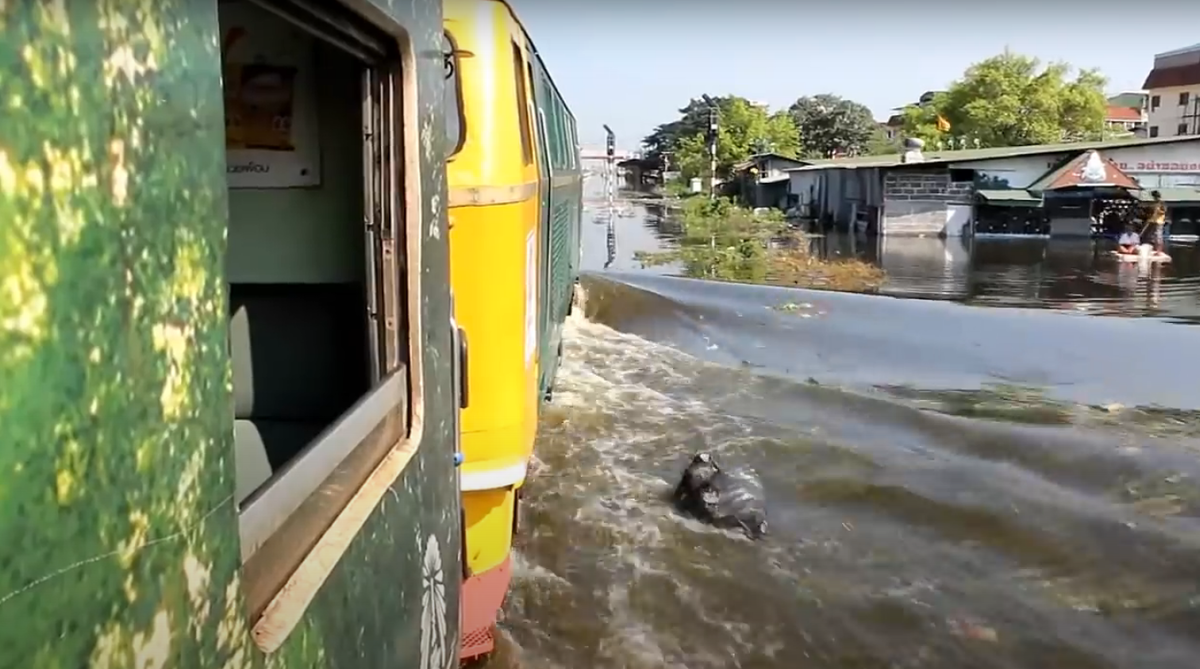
[0,2,460,668]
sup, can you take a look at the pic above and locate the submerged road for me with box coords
[484,183,1200,669]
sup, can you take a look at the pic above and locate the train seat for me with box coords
[229,283,369,504]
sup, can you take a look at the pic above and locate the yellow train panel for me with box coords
[448,201,539,486]
[446,0,543,579]
[462,488,517,571]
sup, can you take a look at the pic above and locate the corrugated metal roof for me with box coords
[976,189,1041,205]
[783,136,1200,173]
[732,153,811,172]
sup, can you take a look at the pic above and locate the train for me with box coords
[444,0,583,659]
[0,0,580,667]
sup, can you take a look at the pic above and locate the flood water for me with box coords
[484,182,1200,669]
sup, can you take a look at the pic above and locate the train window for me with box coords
[550,95,566,169]
[218,0,417,648]
[566,115,576,169]
[555,104,567,169]
[443,31,465,158]
[511,41,533,165]
[546,97,559,168]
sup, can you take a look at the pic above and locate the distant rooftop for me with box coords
[785,135,1200,172]
[1105,105,1143,122]
[1156,43,1200,59]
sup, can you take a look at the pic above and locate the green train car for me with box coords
[528,47,583,402]
[0,1,465,668]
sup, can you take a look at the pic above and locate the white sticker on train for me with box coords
[524,230,537,364]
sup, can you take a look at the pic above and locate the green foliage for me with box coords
[641,96,800,181]
[902,51,1109,148]
[637,198,781,281]
[865,127,901,156]
[788,94,880,158]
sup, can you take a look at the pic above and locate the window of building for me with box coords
[1181,92,1190,107]
[949,168,974,183]
[443,31,465,158]
[1150,95,1161,110]
[1150,125,1160,138]
[218,0,418,642]
[1179,123,1189,136]
[511,41,533,165]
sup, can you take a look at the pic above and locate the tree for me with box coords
[787,94,880,158]
[642,95,800,180]
[901,52,1108,149]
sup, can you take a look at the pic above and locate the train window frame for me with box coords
[511,40,534,165]
[443,30,466,159]
[220,0,425,653]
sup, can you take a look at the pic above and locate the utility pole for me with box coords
[603,124,617,268]
[603,124,616,206]
[707,106,719,199]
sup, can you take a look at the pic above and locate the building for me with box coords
[1143,44,1200,138]
[731,152,812,209]
[787,135,1200,239]
[616,157,662,187]
[881,116,903,142]
[881,91,943,141]
[1105,92,1147,134]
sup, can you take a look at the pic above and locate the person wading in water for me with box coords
[1145,190,1167,254]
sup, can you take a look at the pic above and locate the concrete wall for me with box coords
[953,155,1066,189]
[1108,140,1200,187]
[881,170,973,236]
[760,157,804,181]
[956,139,1200,190]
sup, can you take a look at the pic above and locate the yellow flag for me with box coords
[936,115,951,132]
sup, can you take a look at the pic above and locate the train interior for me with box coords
[221,1,381,508]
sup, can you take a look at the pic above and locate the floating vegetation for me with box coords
[877,383,1077,426]
[877,383,1200,441]
[634,198,886,292]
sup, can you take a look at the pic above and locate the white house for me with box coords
[1143,43,1200,138]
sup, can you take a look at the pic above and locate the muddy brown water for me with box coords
[483,185,1200,669]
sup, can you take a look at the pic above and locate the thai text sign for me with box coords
[1116,160,1200,173]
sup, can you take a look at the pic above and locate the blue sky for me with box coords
[510,0,1200,149]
